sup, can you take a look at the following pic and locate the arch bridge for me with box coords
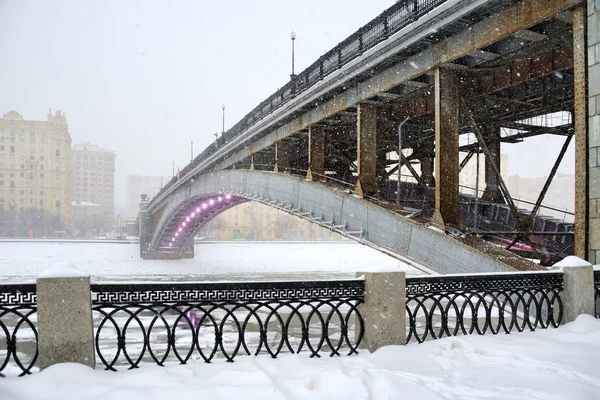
[141,0,598,274]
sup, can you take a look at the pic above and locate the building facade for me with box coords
[125,175,170,219]
[71,142,116,231]
[0,110,72,236]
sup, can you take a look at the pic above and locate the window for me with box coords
[0,145,3,151]
[55,149,60,157]
[40,199,44,206]
[10,146,14,153]
[0,180,3,186]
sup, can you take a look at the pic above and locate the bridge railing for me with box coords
[0,283,38,377]
[153,0,450,205]
[405,272,564,344]
[91,279,365,370]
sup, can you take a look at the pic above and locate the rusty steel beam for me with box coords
[307,125,325,180]
[530,134,573,219]
[433,68,463,229]
[206,0,582,174]
[355,103,379,197]
[572,5,587,259]
[386,48,574,122]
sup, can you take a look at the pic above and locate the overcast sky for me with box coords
[0,0,574,206]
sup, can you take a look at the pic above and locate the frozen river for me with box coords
[0,241,421,283]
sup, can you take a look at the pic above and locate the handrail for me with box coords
[151,0,450,208]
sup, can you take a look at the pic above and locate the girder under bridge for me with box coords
[140,170,538,274]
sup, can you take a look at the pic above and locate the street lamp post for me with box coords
[221,104,226,135]
[290,31,296,79]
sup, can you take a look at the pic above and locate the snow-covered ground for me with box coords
[0,241,421,283]
[2,315,599,400]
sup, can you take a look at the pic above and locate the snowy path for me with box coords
[2,315,600,400]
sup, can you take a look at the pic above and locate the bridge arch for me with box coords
[142,170,527,274]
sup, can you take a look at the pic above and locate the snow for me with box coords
[552,255,592,269]
[0,242,422,283]
[38,262,88,279]
[2,315,600,400]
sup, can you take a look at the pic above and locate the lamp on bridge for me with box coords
[221,104,226,135]
[290,31,296,80]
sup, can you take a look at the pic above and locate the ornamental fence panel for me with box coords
[91,280,365,371]
[0,283,38,377]
[405,272,564,343]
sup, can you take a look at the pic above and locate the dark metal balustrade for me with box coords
[406,272,564,344]
[0,284,38,377]
[91,280,365,370]
[154,0,449,202]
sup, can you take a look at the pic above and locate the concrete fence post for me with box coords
[357,271,406,352]
[36,263,95,370]
[562,265,595,323]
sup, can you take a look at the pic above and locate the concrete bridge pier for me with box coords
[139,198,151,258]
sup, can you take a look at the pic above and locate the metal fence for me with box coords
[0,283,38,377]
[405,272,564,343]
[154,0,449,203]
[91,280,365,370]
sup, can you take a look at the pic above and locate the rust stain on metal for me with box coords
[572,5,588,259]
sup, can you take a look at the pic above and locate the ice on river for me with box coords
[0,241,420,283]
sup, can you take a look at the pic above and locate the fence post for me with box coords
[562,265,595,323]
[37,263,95,369]
[357,271,406,352]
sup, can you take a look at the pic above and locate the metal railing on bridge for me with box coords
[154,0,450,204]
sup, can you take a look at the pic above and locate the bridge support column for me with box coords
[481,127,503,203]
[355,103,379,197]
[562,264,595,323]
[584,2,598,262]
[357,271,406,352]
[307,125,325,181]
[432,68,463,229]
[274,140,292,173]
[139,198,151,258]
